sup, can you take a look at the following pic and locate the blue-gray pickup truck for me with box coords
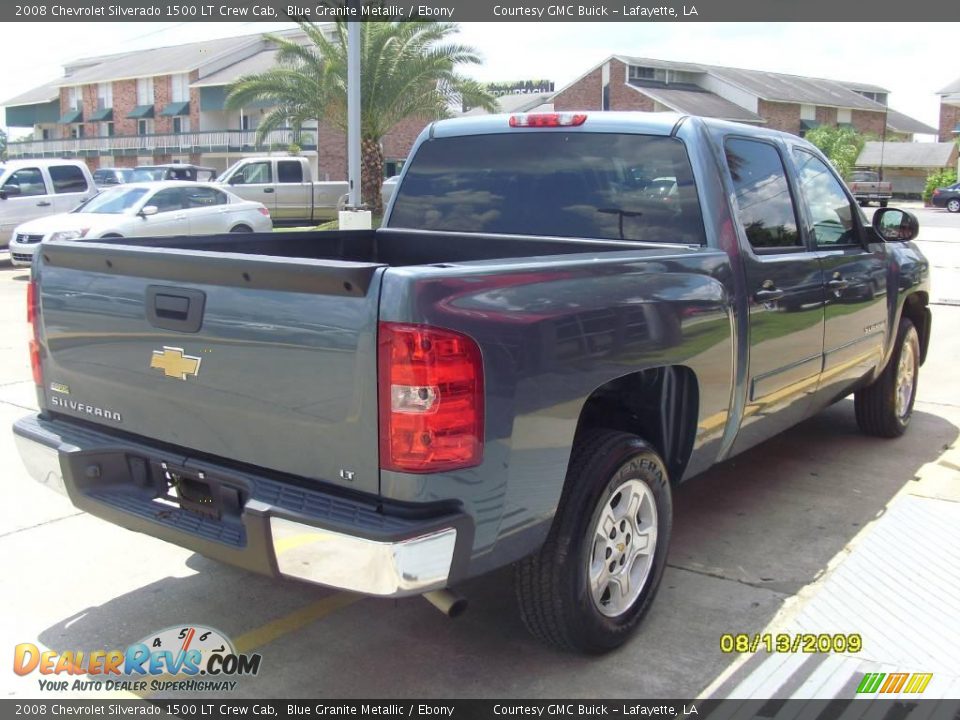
[13,112,931,653]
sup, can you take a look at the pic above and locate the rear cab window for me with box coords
[389,132,706,245]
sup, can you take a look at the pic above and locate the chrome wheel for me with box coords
[947,199,960,213]
[895,327,919,420]
[587,478,658,618]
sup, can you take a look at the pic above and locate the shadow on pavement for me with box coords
[37,402,958,698]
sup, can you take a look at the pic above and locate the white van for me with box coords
[0,160,97,247]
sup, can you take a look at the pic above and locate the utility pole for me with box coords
[878,105,888,182]
[339,1,371,229]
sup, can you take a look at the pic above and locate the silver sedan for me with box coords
[9,181,272,267]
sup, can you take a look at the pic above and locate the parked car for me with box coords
[8,181,271,267]
[848,170,893,207]
[93,168,135,188]
[132,164,218,183]
[0,159,97,247]
[14,113,930,653]
[218,156,347,225]
[931,182,960,213]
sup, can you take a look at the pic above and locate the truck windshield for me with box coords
[75,187,149,214]
[390,132,705,245]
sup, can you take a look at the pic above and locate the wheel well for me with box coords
[231,224,252,232]
[901,292,931,364]
[573,366,699,483]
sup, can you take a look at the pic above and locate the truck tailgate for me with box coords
[36,242,385,495]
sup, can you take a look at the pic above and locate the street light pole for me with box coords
[346,19,361,209]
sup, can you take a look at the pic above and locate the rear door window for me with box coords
[49,165,90,194]
[184,186,227,208]
[390,132,705,245]
[724,138,801,251]
[277,161,304,183]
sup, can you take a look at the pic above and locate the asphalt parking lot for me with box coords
[2,205,959,700]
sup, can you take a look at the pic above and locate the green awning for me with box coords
[159,101,190,117]
[127,104,155,119]
[58,109,83,124]
[89,107,113,121]
[800,119,821,131]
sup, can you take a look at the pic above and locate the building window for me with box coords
[137,77,154,106]
[138,119,154,136]
[102,122,114,137]
[837,108,852,124]
[41,128,51,140]
[67,86,80,111]
[97,82,112,110]
[240,114,250,131]
[70,124,85,139]
[629,66,656,81]
[800,104,816,121]
[173,116,190,134]
[171,73,190,103]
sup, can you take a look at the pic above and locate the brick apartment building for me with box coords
[1,27,425,180]
[552,56,935,140]
[936,75,960,143]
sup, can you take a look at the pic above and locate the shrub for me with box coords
[923,168,957,204]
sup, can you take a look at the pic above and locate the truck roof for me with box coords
[429,111,688,138]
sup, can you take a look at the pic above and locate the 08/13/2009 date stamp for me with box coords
[720,633,863,654]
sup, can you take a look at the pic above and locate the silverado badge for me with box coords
[150,347,202,380]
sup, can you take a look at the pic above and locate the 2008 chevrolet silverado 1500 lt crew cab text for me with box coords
[13,112,931,653]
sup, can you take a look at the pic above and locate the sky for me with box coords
[2,21,957,138]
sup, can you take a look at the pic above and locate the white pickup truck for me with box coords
[217,156,347,226]
[0,159,97,247]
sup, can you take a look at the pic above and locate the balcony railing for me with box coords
[6,129,317,159]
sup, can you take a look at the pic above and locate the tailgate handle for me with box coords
[146,286,206,333]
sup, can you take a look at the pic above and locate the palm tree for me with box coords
[226,20,496,213]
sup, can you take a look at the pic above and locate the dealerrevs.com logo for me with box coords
[14,625,262,693]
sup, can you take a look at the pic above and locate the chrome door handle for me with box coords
[36,201,52,207]
[755,280,785,302]
[827,276,849,290]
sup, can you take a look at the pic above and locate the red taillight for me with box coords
[258,206,270,216]
[27,280,42,386]
[378,322,484,473]
[509,112,588,128]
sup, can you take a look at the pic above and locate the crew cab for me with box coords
[13,113,930,653]
[1,159,97,246]
[217,156,347,225]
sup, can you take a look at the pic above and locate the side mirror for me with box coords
[227,175,242,185]
[0,190,6,200]
[872,208,919,242]
[1,185,21,198]
[139,205,159,217]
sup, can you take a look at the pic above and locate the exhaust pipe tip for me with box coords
[422,589,468,618]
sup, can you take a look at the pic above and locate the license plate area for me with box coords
[161,464,220,519]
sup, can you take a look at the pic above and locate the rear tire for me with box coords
[230,224,253,233]
[515,430,672,653]
[855,317,919,438]
[947,199,960,213]
[879,200,888,208]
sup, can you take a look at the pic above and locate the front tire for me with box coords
[947,198,960,213]
[855,317,920,437]
[515,430,672,653]
[879,200,888,208]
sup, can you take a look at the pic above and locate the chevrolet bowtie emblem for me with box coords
[150,346,202,380]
